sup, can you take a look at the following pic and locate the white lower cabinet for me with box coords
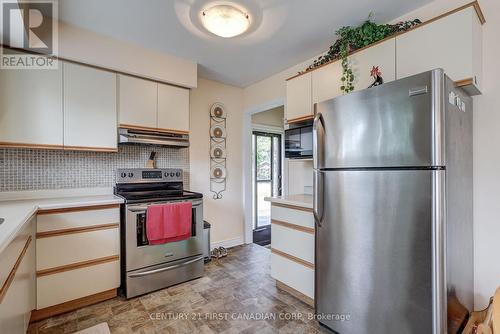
[37,261,120,310]
[270,203,315,301]
[271,252,314,299]
[35,205,120,315]
[0,217,36,334]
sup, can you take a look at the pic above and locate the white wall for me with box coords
[251,106,284,128]
[189,79,245,247]
[243,0,500,309]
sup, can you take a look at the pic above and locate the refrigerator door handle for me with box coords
[313,169,324,226]
[313,112,325,170]
[313,112,325,226]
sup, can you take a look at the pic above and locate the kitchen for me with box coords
[0,0,499,333]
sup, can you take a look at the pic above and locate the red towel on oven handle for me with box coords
[146,202,192,245]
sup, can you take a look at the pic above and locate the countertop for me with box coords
[0,191,123,254]
[264,194,313,209]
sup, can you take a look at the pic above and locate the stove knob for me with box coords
[170,172,175,177]
[164,172,169,177]
[128,173,134,178]
[120,172,126,178]
[176,172,181,177]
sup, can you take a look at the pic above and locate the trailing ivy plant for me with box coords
[304,14,422,94]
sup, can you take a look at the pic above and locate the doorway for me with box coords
[253,131,282,246]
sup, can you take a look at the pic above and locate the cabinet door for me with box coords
[286,72,312,121]
[118,74,157,128]
[0,59,63,147]
[350,38,396,91]
[0,217,35,334]
[396,7,478,87]
[312,61,343,104]
[64,62,117,151]
[157,83,189,132]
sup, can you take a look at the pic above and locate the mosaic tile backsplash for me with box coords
[0,145,190,192]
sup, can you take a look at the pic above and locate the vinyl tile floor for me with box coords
[28,244,330,334]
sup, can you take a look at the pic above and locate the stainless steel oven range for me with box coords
[114,168,204,298]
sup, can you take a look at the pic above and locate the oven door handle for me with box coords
[128,256,204,278]
[127,201,202,213]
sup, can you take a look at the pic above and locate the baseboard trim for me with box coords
[210,236,244,250]
[30,289,117,323]
[276,281,314,307]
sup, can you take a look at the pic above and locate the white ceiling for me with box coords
[59,0,432,87]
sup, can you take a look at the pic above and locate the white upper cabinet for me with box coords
[0,61,63,148]
[312,38,395,104]
[396,6,483,94]
[118,74,157,129]
[158,83,190,133]
[312,61,343,105]
[350,38,396,92]
[286,72,312,122]
[63,62,117,151]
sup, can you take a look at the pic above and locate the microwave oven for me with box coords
[285,122,313,159]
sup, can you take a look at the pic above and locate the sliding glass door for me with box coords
[253,131,282,230]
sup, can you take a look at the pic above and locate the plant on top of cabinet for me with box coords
[303,15,421,94]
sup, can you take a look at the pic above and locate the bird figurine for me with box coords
[368,66,384,88]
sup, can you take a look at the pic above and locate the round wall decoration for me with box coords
[210,143,226,159]
[210,102,227,199]
[210,124,226,139]
[210,102,227,119]
[211,165,226,179]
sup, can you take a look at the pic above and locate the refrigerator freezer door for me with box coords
[315,69,445,169]
[316,169,445,334]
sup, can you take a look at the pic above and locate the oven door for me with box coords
[125,198,203,271]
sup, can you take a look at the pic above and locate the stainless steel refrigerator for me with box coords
[313,69,473,334]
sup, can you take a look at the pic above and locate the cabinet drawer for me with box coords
[37,206,119,233]
[36,228,120,271]
[37,260,120,309]
[271,252,314,299]
[271,205,314,229]
[271,224,314,264]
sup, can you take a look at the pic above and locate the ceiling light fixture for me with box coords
[201,4,250,38]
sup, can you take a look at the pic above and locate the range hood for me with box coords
[118,127,189,147]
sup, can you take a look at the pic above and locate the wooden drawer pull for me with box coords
[37,204,119,215]
[271,202,313,212]
[36,223,119,239]
[272,219,314,234]
[37,255,119,277]
[271,248,315,270]
[0,236,32,304]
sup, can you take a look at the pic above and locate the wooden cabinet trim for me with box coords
[455,78,474,87]
[63,146,118,153]
[286,1,485,81]
[286,115,315,124]
[36,223,119,239]
[37,204,120,215]
[119,123,189,135]
[271,202,313,213]
[276,281,314,307]
[30,288,117,322]
[271,248,315,270]
[272,219,314,235]
[36,255,119,277]
[0,236,32,304]
[0,141,64,150]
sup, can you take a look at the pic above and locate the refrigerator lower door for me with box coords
[316,169,445,334]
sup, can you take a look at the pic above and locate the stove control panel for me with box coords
[116,168,183,183]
